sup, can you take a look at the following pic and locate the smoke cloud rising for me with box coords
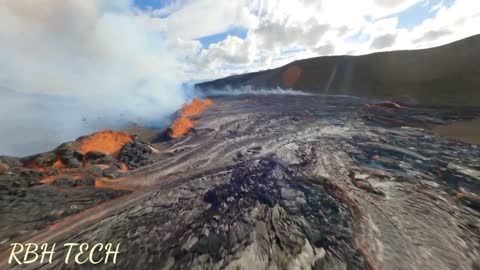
[0,0,189,156]
[197,86,314,97]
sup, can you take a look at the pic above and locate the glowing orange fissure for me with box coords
[170,97,213,138]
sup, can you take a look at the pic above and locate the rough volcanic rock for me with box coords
[34,158,368,269]
[88,165,105,177]
[0,156,22,168]
[52,176,95,188]
[84,151,108,161]
[84,151,119,167]
[0,169,130,249]
[83,151,117,166]
[94,155,116,165]
[18,168,44,180]
[57,149,83,168]
[103,167,120,179]
[119,139,153,169]
[2,94,480,270]
[45,167,59,176]
[54,141,81,153]
[22,152,57,168]
[457,192,480,210]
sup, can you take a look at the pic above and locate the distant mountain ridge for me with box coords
[196,34,480,106]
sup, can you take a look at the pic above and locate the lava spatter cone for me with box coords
[18,130,139,186]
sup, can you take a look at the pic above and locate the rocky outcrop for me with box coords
[119,138,153,169]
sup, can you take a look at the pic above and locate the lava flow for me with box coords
[170,97,213,138]
[2,94,480,269]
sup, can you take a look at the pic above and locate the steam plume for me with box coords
[0,0,188,156]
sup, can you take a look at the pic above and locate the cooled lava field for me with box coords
[1,94,480,269]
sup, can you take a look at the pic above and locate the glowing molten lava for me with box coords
[181,97,214,116]
[80,130,132,157]
[53,160,64,169]
[170,117,194,138]
[23,130,134,188]
[170,98,213,138]
[119,163,129,173]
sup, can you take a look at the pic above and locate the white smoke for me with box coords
[0,0,190,156]
[198,86,314,97]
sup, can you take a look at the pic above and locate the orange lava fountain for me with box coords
[170,98,213,138]
[181,97,214,116]
[170,117,195,138]
[79,130,132,157]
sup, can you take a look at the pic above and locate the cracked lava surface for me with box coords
[1,94,480,269]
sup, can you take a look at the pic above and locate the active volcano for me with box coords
[1,93,480,269]
[3,0,480,269]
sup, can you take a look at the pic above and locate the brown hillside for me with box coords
[196,34,480,106]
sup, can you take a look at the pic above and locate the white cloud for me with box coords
[148,0,258,40]
[408,0,480,47]
[371,33,397,49]
[180,0,421,79]
[9,0,475,87]
[0,0,189,155]
[180,0,480,81]
[1,0,476,155]
[197,35,257,69]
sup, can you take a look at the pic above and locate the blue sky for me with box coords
[198,27,248,48]
[395,0,455,28]
[134,0,167,10]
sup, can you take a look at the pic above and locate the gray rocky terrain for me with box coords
[1,94,479,269]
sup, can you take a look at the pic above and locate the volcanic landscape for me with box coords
[1,91,480,269]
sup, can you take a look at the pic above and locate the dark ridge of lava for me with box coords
[1,94,480,269]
